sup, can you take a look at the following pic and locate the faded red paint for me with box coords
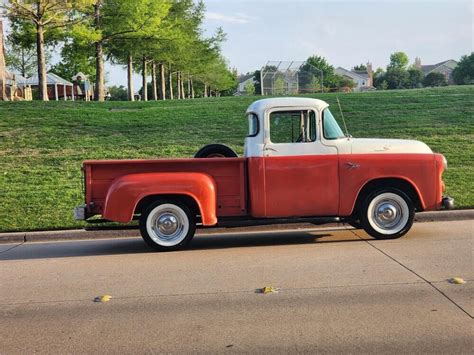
[84,158,247,224]
[83,153,445,224]
[102,172,218,225]
[338,153,438,215]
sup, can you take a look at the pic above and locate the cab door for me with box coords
[262,109,339,217]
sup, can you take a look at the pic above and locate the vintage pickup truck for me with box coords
[75,98,453,250]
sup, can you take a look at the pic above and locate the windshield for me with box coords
[323,108,345,139]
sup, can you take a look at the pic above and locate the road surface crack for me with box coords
[349,228,472,319]
[0,241,25,255]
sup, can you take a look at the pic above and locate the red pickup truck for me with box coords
[75,98,453,251]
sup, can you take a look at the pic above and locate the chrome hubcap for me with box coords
[157,213,179,235]
[146,204,190,246]
[373,200,402,229]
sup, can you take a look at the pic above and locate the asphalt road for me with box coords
[1,221,472,353]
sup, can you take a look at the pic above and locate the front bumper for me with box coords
[442,196,454,210]
[74,205,87,220]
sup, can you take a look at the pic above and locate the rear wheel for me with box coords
[360,188,414,239]
[194,144,238,158]
[139,200,196,251]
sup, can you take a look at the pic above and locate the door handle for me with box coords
[264,147,278,152]
[345,162,360,170]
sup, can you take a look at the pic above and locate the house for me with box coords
[414,57,457,84]
[237,73,255,95]
[72,72,94,101]
[335,62,374,91]
[0,20,32,101]
[25,72,75,101]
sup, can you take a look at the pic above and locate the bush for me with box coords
[423,72,447,87]
[453,53,474,85]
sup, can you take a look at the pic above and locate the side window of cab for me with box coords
[269,110,317,144]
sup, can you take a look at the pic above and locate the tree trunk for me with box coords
[94,41,105,101]
[127,54,134,101]
[36,23,48,101]
[204,84,208,98]
[151,61,158,101]
[21,48,27,78]
[94,3,105,101]
[190,77,194,99]
[176,72,181,100]
[187,75,190,99]
[159,63,166,100]
[180,74,185,99]
[142,55,147,101]
[168,64,173,99]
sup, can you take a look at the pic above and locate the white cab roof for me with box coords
[246,97,329,114]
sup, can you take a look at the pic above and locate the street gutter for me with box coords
[1,209,473,244]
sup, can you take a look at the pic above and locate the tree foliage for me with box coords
[407,67,424,88]
[3,0,94,100]
[452,53,474,85]
[388,52,409,70]
[423,72,447,87]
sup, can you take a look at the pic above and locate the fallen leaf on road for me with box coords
[448,277,466,285]
[256,286,279,294]
[94,295,112,302]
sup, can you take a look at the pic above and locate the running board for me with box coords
[215,216,341,228]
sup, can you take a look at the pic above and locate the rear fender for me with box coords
[102,172,217,225]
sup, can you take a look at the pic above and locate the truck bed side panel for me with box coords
[84,158,247,218]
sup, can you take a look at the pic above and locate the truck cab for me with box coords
[75,98,453,251]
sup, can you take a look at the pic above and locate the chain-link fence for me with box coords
[260,61,323,96]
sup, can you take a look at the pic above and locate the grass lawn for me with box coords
[0,85,473,232]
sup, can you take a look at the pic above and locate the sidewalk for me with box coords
[1,209,473,244]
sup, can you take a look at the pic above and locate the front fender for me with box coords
[102,172,217,225]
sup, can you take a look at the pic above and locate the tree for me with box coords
[72,0,170,101]
[3,0,92,100]
[108,85,128,100]
[334,75,355,90]
[253,70,262,95]
[5,42,37,77]
[407,67,424,88]
[297,55,338,92]
[423,72,447,87]
[50,38,95,82]
[388,52,409,70]
[373,68,386,89]
[452,53,474,85]
[384,52,410,89]
[352,63,367,71]
[385,67,409,89]
[244,80,255,95]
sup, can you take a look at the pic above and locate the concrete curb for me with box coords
[1,209,473,244]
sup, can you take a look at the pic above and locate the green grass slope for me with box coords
[0,85,473,232]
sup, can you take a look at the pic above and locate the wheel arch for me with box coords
[352,177,424,216]
[102,172,217,226]
[135,194,200,219]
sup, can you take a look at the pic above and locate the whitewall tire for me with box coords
[361,188,414,240]
[140,200,196,251]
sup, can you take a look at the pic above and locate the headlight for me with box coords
[442,155,448,169]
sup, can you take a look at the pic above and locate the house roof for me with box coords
[238,73,254,84]
[335,67,369,80]
[421,59,457,74]
[25,72,73,86]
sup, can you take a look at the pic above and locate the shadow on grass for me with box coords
[0,229,370,261]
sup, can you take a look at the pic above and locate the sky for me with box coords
[2,0,473,88]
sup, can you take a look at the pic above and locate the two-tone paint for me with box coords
[80,97,448,227]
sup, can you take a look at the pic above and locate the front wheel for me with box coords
[360,188,414,240]
[139,200,196,251]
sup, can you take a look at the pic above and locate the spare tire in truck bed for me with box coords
[194,144,238,158]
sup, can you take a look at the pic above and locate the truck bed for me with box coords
[83,158,248,218]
